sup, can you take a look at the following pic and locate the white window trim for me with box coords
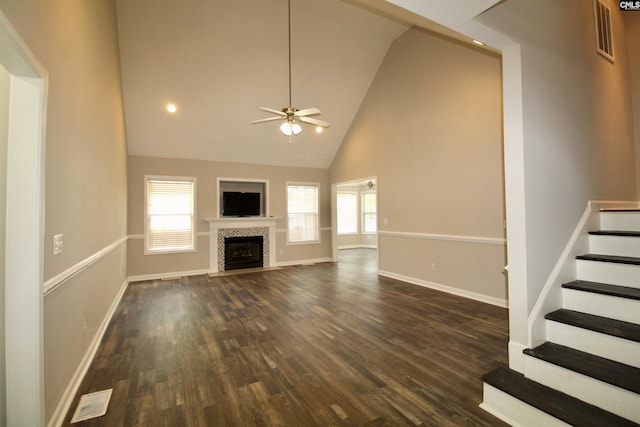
[361,190,377,235]
[286,181,321,245]
[145,175,197,255]
[337,190,359,235]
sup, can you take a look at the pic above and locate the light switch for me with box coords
[53,234,63,256]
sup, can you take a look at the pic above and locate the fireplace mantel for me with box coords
[205,217,280,229]
[205,217,280,272]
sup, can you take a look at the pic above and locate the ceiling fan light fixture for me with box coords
[280,121,302,136]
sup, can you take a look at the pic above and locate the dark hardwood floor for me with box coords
[64,249,509,426]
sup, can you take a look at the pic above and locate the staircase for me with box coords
[482,209,640,426]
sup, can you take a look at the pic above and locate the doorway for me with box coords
[1,9,47,426]
[331,177,378,269]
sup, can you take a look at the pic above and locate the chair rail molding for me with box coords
[377,230,506,245]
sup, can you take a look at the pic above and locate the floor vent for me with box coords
[71,389,113,423]
[593,0,614,62]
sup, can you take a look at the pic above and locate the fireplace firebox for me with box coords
[224,236,264,270]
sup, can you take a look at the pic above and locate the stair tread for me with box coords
[576,253,640,265]
[545,309,640,342]
[482,366,639,427]
[600,208,640,212]
[562,280,640,300]
[589,230,640,237]
[524,342,640,394]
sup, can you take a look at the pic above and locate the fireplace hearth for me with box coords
[224,236,264,270]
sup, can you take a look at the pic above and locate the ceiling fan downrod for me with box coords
[249,0,331,139]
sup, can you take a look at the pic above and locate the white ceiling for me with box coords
[116,0,410,169]
[116,0,499,169]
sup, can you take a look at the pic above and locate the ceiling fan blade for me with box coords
[258,106,286,116]
[298,116,330,128]
[294,107,321,117]
[250,116,284,124]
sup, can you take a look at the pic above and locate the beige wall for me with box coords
[626,13,640,195]
[330,28,506,303]
[0,63,9,425]
[128,155,332,277]
[480,0,637,311]
[0,0,129,422]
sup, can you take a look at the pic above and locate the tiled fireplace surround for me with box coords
[205,217,279,272]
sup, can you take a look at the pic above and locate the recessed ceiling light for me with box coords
[315,126,323,133]
[472,39,484,46]
[166,103,177,113]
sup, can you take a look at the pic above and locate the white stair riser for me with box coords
[524,356,640,423]
[562,288,640,324]
[546,321,640,368]
[589,234,640,258]
[481,384,571,427]
[576,260,640,289]
[600,212,640,231]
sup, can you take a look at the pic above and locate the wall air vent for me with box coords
[593,0,615,62]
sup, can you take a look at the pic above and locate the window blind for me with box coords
[337,192,358,234]
[287,184,319,243]
[362,192,377,233]
[146,178,195,252]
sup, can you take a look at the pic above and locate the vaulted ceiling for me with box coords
[116,0,498,169]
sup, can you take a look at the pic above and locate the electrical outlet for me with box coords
[82,316,88,334]
[431,262,436,271]
[383,218,389,225]
[53,234,63,256]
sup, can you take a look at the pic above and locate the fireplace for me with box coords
[224,236,264,270]
[206,217,277,273]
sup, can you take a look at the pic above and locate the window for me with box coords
[362,191,377,234]
[337,191,358,234]
[287,183,319,243]
[145,176,196,253]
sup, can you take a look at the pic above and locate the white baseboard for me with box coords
[377,270,508,308]
[276,257,334,267]
[338,244,377,250]
[128,268,211,283]
[526,202,593,349]
[47,278,130,427]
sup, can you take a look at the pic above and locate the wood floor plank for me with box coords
[63,249,508,426]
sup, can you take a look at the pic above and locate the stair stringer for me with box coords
[525,202,594,357]
[525,200,640,363]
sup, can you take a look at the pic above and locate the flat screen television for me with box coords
[222,191,261,217]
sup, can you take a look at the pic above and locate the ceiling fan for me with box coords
[250,0,330,143]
